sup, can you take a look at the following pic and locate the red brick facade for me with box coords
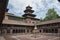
[0,0,9,23]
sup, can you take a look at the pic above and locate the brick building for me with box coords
[0,6,60,35]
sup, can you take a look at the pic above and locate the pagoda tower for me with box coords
[22,6,36,23]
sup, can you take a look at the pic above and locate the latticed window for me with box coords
[32,22,35,24]
[43,29,58,33]
[7,25,11,27]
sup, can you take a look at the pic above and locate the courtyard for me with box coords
[0,0,60,40]
[0,34,60,40]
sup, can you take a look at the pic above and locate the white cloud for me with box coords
[8,0,60,18]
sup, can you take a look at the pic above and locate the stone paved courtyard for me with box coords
[0,34,60,40]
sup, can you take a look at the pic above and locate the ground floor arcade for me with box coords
[0,23,60,34]
[0,27,60,34]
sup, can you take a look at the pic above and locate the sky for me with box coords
[7,0,60,19]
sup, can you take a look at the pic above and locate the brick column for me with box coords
[3,29,7,34]
[10,29,13,34]
[41,29,43,33]
[29,30,31,33]
[58,28,60,36]
[25,29,27,34]
[0,24,2,34]
[0,0,9,23]
[4,29,6,34]
[58,28,60,33]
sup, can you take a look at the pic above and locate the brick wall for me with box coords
[0,0,9,23]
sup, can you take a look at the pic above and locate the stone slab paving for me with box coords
[0,36,5,40]
[2,34,60,40]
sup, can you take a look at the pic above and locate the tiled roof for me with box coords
[5,12,24,18]
[3,13,60,26]
[37,18,60,25]
[2,18,60,26]
[2,19,34,26]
